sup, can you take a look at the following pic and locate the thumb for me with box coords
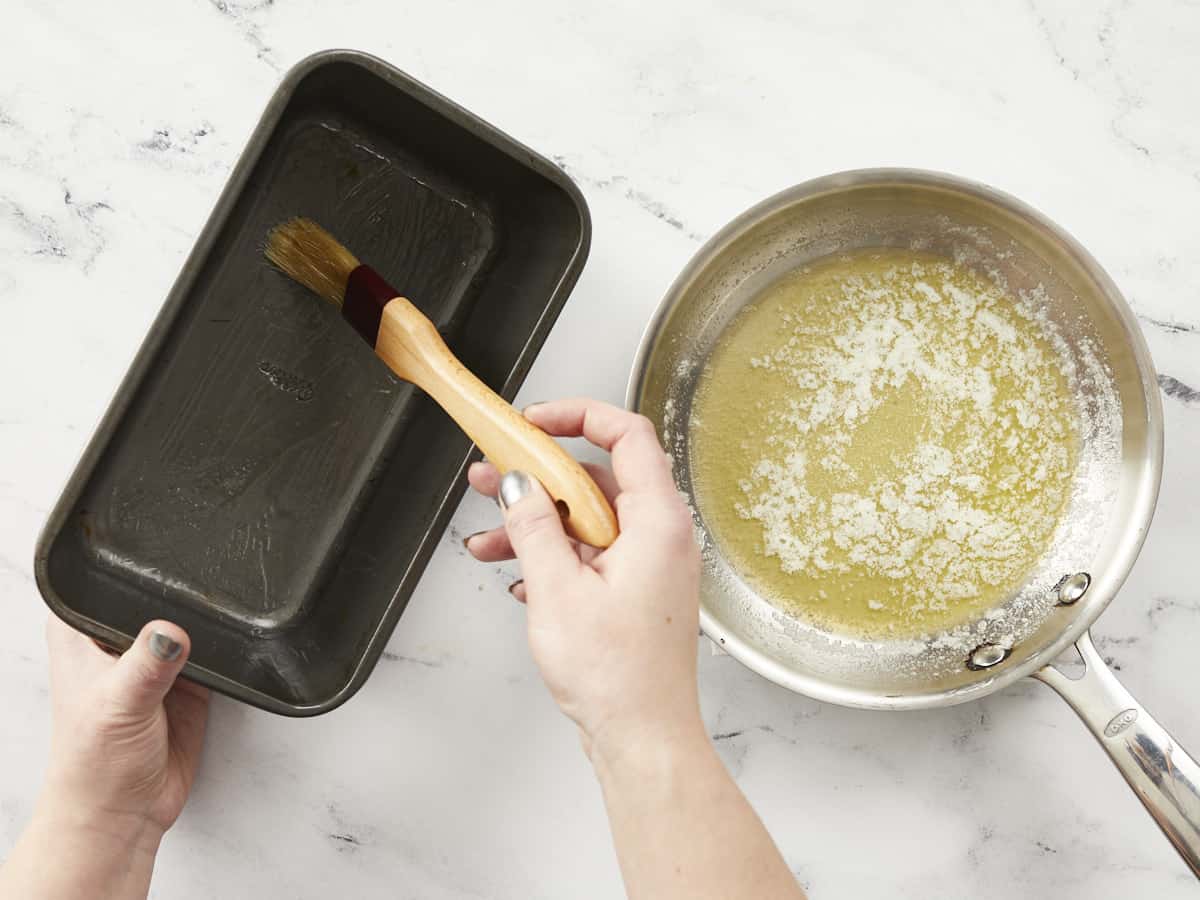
[499,471,580,590]
[107,620,192,718]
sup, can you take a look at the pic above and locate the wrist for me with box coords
[2,786,164,900]
[589,711,712,787]
[35,779,165,861]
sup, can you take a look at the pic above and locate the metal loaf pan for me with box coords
[34,50,590,715]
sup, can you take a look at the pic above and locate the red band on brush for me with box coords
[343,265,398,345]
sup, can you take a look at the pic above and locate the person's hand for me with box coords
[465,397,703,762]
[0,619,209,900]
[466,401,806,900]
[41,617,209,841]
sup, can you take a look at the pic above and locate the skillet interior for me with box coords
[630,170,1162,709]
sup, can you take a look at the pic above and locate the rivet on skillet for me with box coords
[967,643,1011,670]
[1054,572,1091,605]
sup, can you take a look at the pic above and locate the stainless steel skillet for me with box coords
[628,169,1200,875]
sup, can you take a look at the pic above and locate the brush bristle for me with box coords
[265,217,360,308]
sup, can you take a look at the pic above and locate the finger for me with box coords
[508,581,527,603]
[473,459,617,510]
[524,399,674,497]
[464,527,514,562]
[466,527,606,567]
[498,471,582,591]
[106,621,192,719]
[467,461,501,498]
[602,490,699,577]
[523,397,632,446]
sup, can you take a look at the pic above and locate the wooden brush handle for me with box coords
[374,296,619,548]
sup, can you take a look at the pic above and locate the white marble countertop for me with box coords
[2,1,1198,896]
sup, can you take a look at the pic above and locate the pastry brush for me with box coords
[266,217,619,548]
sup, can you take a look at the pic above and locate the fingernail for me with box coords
[498,471,533,510]
[463,531,484,549]
[149,631,182,662]
[508,579,524,596]
[522,402,546,415]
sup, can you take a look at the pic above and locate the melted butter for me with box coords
[689,250,1078,639]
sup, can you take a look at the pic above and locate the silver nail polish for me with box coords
[149,631,182,662]
[498,470,533,510]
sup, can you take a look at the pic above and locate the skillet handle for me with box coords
[1033,629,1200,877]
